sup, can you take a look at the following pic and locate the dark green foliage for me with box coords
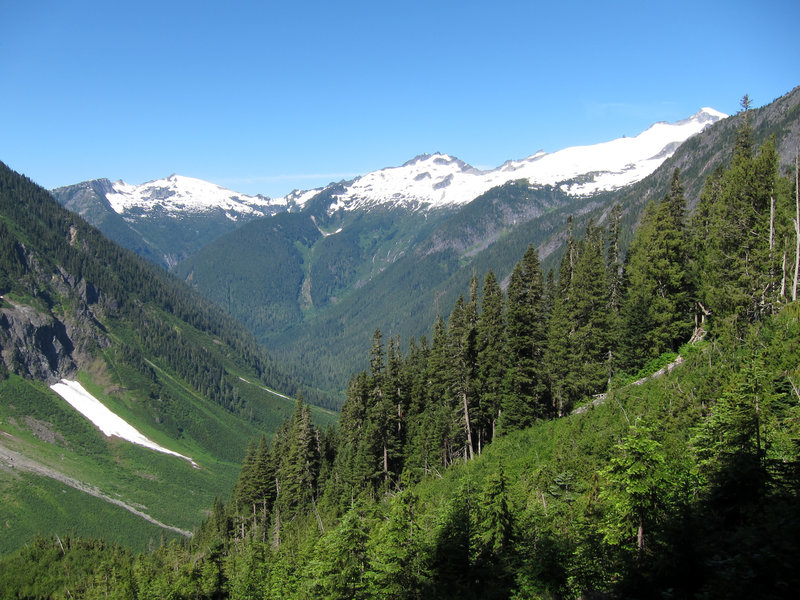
[5,92,800,599]
[501,245,549,431]
[475,271,506,448]
[0,536,136,600]
[620,170,694,371]
[691,133,789,328]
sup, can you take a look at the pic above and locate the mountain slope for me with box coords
[51,175,289,268]
[316,107,724,212]
[54,107,725,273]
[0,162,335,552]
[254,89,800,400]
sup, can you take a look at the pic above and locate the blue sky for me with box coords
[2,0,798,198]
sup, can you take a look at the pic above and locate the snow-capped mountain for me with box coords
[310,107,726,212]
[53,107,726,270]
[58,108,726,223]
[105,174,287,221]
[52,175,292,269]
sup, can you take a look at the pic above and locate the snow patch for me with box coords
[105,174,281,218]
[297,108,726,211]
[50,380,198,468]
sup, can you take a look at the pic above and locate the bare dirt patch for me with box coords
[23,416,67,446]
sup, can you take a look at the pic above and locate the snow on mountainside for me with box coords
[318,107,727,211]
[105,174,287,220]
[92,108,726,219]
[50,379,198,467]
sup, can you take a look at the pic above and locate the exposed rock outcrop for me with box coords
[0,273,110,384]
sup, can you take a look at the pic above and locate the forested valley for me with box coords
[2,108,800,599]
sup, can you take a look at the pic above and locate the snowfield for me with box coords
[323,108,727,211]
[50,379,198,467]
[105,174,284,218]
[96,108,727,218]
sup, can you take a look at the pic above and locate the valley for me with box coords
[0,87,799,599]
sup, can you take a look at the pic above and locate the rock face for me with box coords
[0,269,109,384]
[0,303,77,383]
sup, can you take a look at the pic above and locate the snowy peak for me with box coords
[309,107,726,212]
[106,174,287,221]
[69,107,727,220]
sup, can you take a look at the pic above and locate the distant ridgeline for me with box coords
[173,88,800,405]
[4,101,800,598]
[0,162,332,409]
[0,161,337,555]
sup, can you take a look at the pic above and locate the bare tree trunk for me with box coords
[769,190,776,306]
[312,497,325,534]
[462,390,474,460]
[782,250,788,300]
[794,149,800,301]
[637,513,645,560]
[271,505,281,550]
[770,190,776,253]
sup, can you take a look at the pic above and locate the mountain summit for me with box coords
[104,174,286,220]
[293,107,727,212]
[55,107,726,223]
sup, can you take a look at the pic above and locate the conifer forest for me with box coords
[2,106,800,599]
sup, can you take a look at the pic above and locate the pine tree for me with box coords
[691,122,783,326]
[600,424,669,560]
[409,314,453,470]
[620,170,693,371]
[475,270,506,449]
[546,219,579,416]
[365,491,429,598]
[233,440,259,513]
[501,244,548,430]
[565,222,613,410]
[365,329,399,489]
[306,503,372,599]
[447,295,477,461]
[477,465,513,559]
[277,395,320,518]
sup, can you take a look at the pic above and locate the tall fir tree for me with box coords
[568,221,614,407]
[502,244,548,430]
[546,218,579,416]
[475,270,507,450]
[691,118,784,327]
[620,170,693,371]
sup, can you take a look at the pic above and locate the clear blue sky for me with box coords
[2,0,797,198]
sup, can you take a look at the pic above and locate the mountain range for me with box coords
[51,105,753,401]
[0,163,335,551]
[1,86,799,559]
[4,86,800,598]
[53,107,726,264]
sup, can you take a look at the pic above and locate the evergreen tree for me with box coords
[691,126,783,326]
[365,329,400,490]
[233,440,259,513]
[446,295,477,461]
[567,221,614,409]
[365,491,429,599]
[306,503,372,599]
[501,244,548,430]
[600,424,669,560]
[277,395,320,518]
[546,222,579,416]
[620,170,693,371]
[476,465,513,560]
[475,270,506,449]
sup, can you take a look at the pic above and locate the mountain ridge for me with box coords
[54,107,725,221]
[0,161,335,551]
